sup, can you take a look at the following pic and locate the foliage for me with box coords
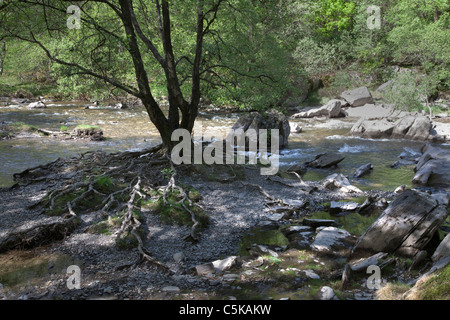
[0,0,448,115]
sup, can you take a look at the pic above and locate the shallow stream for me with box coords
[1,99,449,192]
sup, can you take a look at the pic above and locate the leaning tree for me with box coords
[0,0,291,260]
[0,0,229,150]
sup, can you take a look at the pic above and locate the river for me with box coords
[1,99,449,191]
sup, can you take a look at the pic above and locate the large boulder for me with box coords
[340,87,374,107]
[292,99,343,119]
[350,115,434,141]
[230,110,290,149]
[431,233,450,263]
[311,227,357,257]
[413,144,450,188]
[352,189,448,258]
[350,118,395,139]
[394,116,432,140]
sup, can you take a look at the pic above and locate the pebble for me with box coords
[162,286,180,293]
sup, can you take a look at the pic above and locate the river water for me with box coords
[1,99,449,191]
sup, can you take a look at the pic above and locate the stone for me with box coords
[353,163,373,178]
[350,252,388,272]
[290,123,302,133]
[431,233,450,262]
[351,115,435,141]
[413,144,450,188]
[352,189,448,257]
[315,286,339,300]
[304,152,345,168]
[281,225,313,237]
[340,87,374,107]
[292,99,343,119]
[195,263,215,276]
[408,250,428,271]
[162,286,180,293]
[26,101,46,109]
[115,102,128,109]
[430,193,450,206]
[321,173,363,194]
[230,109,291,149]
[343,104,396,119]
[72,126,105,141]
[173,252,185,263]
[303,270,320,280]
[350,118,395,139]
[212,256,237,274]
[222,274,239,282]
[394,185,406,194]
[329,201,359,215]
[311,227,356,257]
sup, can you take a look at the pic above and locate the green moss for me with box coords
[45,185,106,216]
[144,189,209,229]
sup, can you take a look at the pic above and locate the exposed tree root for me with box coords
[161,156,202,242]
[8,143,210,270]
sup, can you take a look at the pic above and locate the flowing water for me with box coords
[1,99,449,191]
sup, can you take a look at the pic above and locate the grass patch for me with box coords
[404,265,450,300]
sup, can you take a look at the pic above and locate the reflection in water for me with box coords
[1,100,449,191]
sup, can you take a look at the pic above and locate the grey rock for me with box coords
[173,252,185,264]
[230,110,290,149]
[292,99,343,119]
[282,225,313,236]
[340,87,374,107]
[162,286,180,293]
[195,263,215,276]
[329,201,359,215]
[431,233,450,262]
[353,163,373,178]
[212,256,237,274]
[304,152,345,168]
[315,286,339,300]
[311,227,356,256]
[350,252,388,272]
[352,189,448,257]
[303,270,320,280]
[350,118,395,139]
[26,101,46,109]
[413,144,450,187]
[321,173,363,194]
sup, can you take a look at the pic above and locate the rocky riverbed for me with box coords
[0,91,449,301]
[0,145,449,300]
